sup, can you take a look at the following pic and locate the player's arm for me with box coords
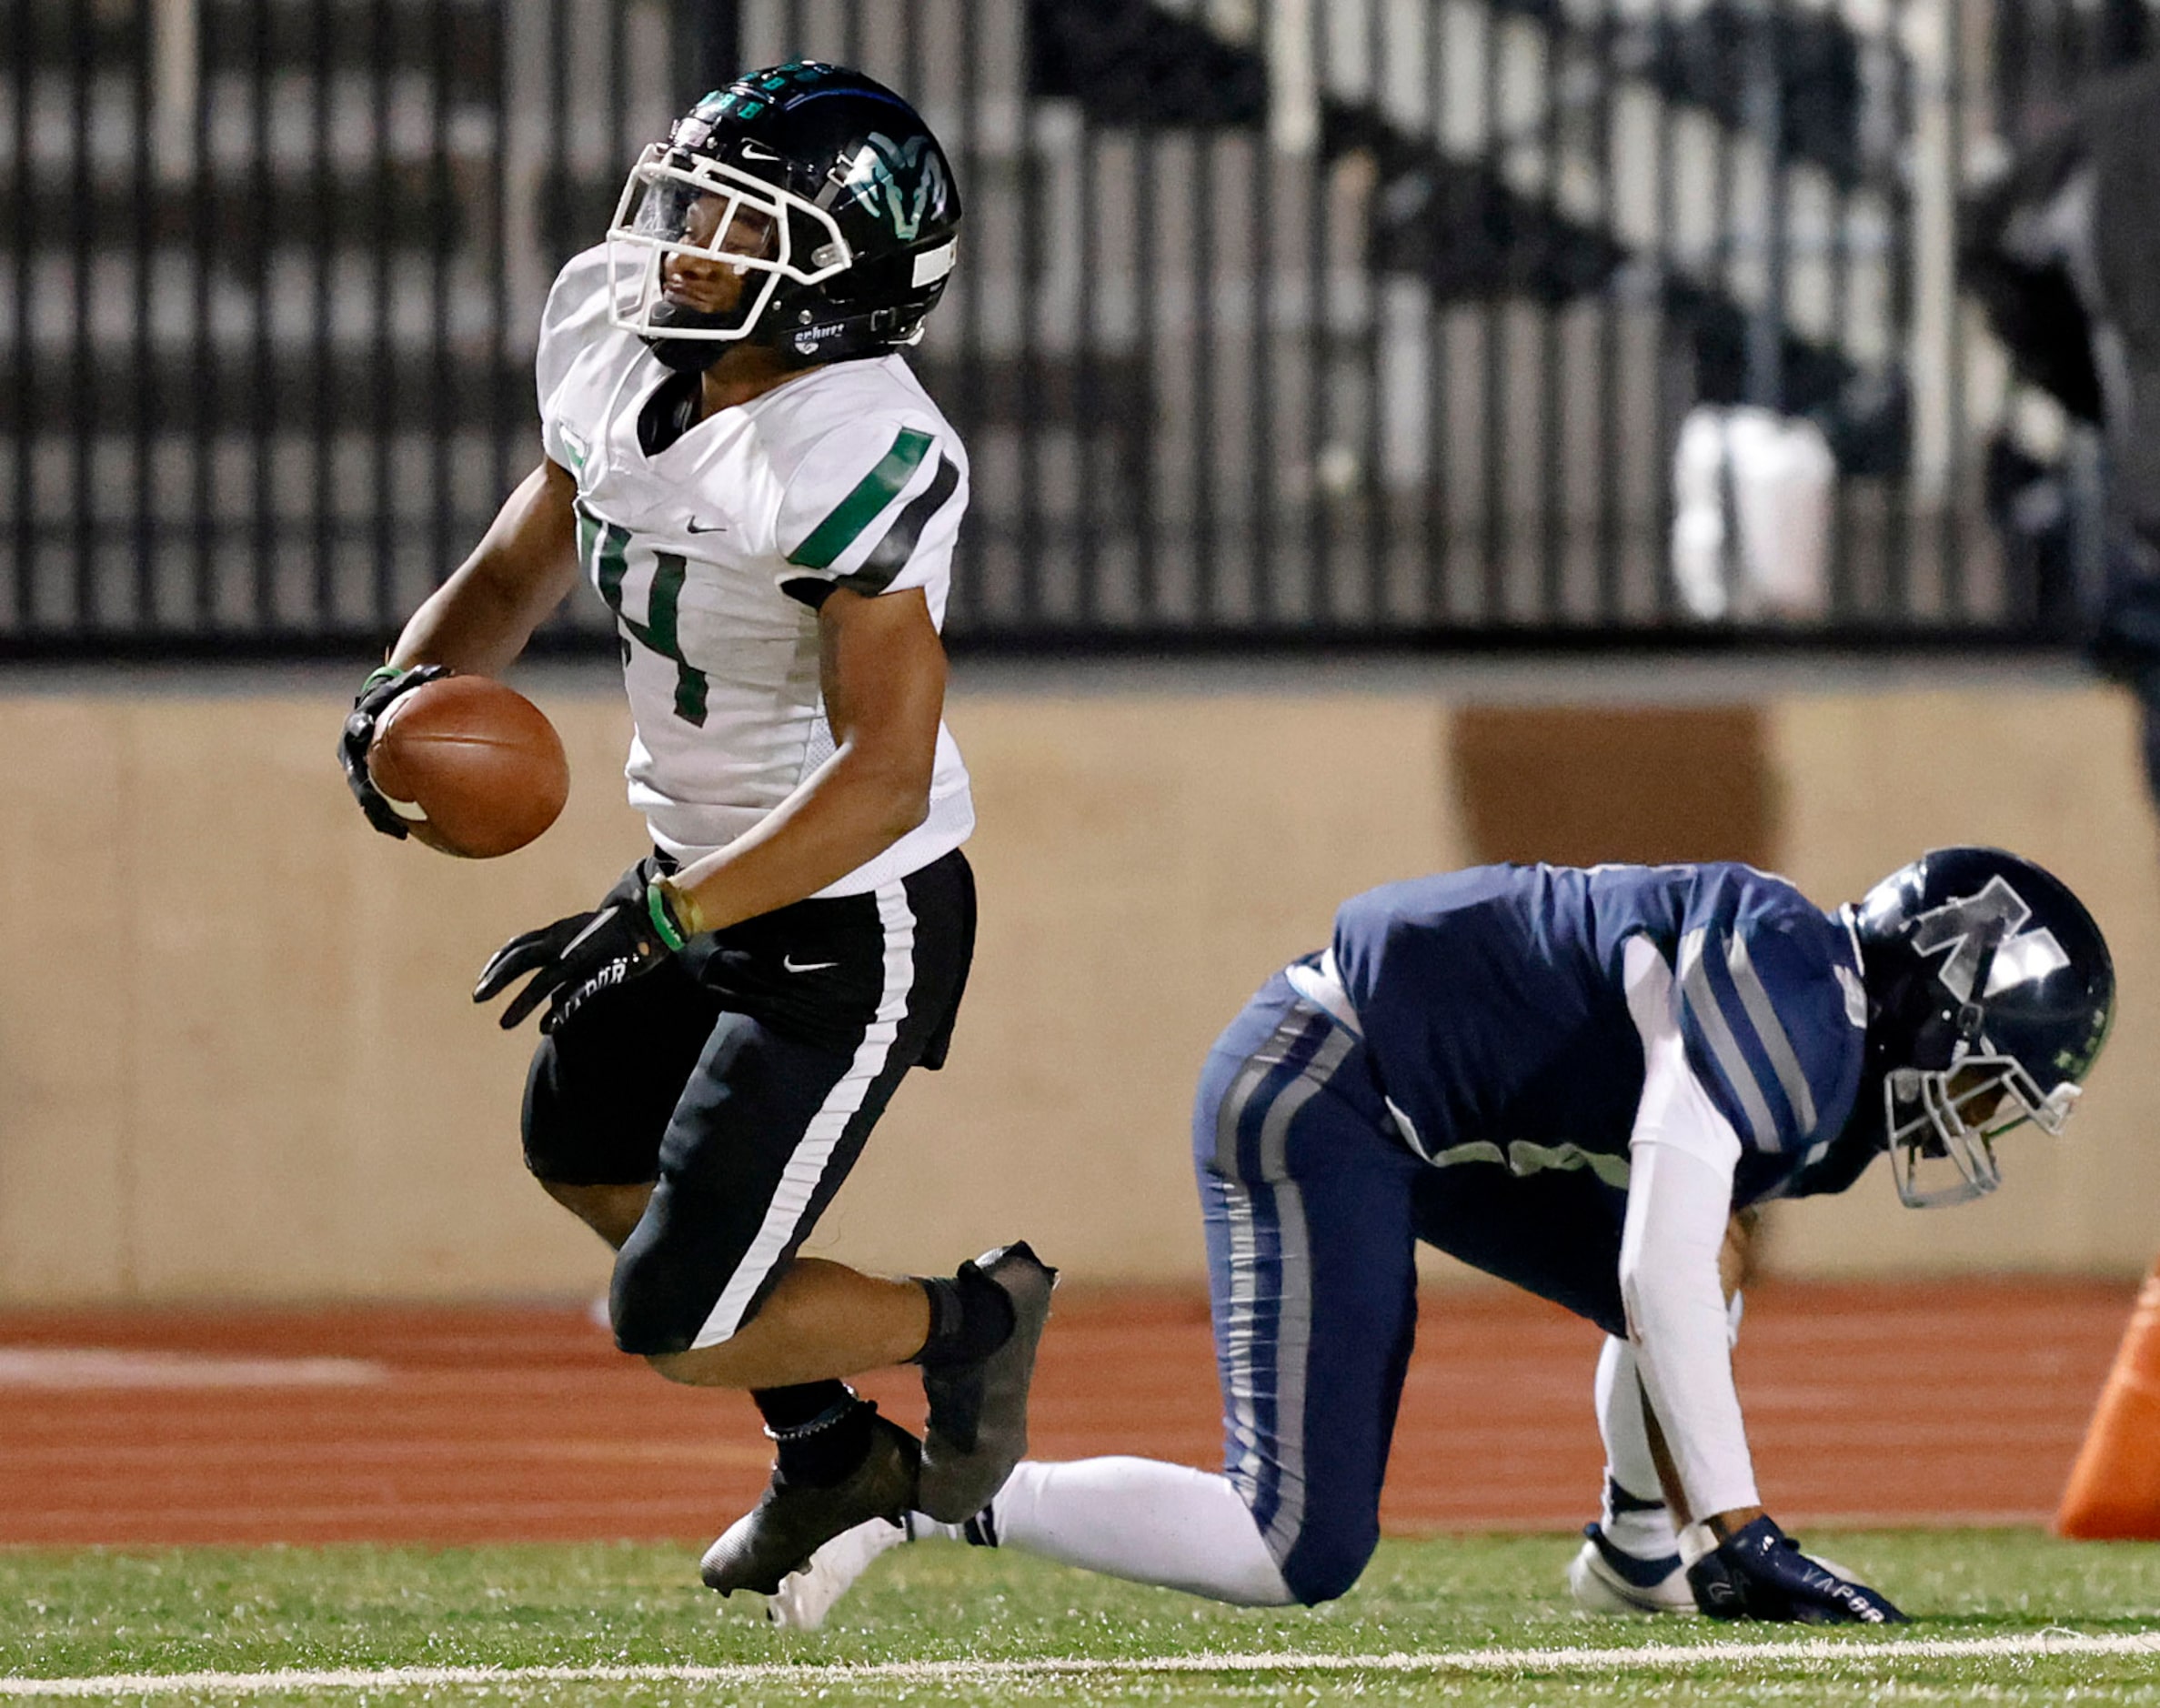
[1619,934,1904,1623]
[658,584,946,935]
[387,457,583,676]
[341,459,584,837]
[1614,1022,1760,1540]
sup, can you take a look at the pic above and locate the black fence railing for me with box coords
[0,0,2146,656]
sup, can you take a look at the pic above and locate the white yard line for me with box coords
[5,1630,2158,1697]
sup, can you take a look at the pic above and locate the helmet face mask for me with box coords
[605,144,852,347]
[1851,848,2113,1211]
[1884,1054,2081,1208]
[601,62,962,369]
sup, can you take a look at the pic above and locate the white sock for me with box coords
[1593,1335,1681,1560]
[959,1458,1295,1606]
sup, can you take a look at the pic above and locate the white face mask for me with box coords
[604,145,853,347]
[1885,1055,2081,1209]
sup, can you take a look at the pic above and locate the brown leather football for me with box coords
[367,675,569,859]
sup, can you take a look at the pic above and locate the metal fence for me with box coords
[0,0,2147,655]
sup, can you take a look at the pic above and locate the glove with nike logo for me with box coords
[474,859,691,1033]
[1686,1516,1907,1624]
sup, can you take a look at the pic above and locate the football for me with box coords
[367,674,570,859]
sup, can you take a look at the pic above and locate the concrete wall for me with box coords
[3,665,2155,1304]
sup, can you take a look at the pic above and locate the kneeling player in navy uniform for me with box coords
[773,848,2113,1626]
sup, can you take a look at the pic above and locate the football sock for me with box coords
[959,1457,1295,1606]
[755,1382,875,1487]
[1592,1336,1681,1559]
[909,1261,1017,1367]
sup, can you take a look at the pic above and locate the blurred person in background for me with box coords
[1964,43,2160,802]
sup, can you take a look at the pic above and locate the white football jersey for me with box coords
[535,246,974,896]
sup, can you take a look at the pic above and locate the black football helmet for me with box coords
[1848,847,2114,1208]
[604,61,961,369]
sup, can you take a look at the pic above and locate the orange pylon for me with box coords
[2057,1259,2160,1540]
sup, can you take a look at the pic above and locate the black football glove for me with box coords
[339,663,449,839]
[1687,1516,1907,1625]
[473,859,691,1033]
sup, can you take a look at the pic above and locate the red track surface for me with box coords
[0,1280,2130,1549]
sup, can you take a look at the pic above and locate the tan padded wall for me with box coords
[0,679,2153,1303]
[0,702,132,1298]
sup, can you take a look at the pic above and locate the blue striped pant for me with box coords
[1196,970,1628,1604]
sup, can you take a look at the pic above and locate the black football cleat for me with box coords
[916,1241,1058,1522]
[700,1413,921,1597]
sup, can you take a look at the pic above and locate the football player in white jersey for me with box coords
[337,62,1054,1599]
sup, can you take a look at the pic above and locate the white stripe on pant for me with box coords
[690,881,918,1349]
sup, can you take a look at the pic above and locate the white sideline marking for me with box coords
[0,1351,387,1390]
[5,1630,2157,1697]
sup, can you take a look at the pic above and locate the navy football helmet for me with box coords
[605,61,961,369]
[1848,847,2114,1208]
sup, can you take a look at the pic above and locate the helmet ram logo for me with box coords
[842,131,946,242]
[1909,876,2070,1004]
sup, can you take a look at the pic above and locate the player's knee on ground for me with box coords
[1278,1506,1381,1605]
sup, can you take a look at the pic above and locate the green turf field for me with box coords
[5,1531,2159,1704]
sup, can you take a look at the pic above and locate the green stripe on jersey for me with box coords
[786,428,934,570]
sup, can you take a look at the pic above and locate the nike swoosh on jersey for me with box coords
[783,955,839,973]
[685,518,728,534]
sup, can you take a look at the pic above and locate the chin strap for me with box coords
[642,335,726,375]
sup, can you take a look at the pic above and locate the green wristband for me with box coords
[360,664,406,695]
[646,880,688,951]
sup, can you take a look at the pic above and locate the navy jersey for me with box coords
[1329,863,1872,1209]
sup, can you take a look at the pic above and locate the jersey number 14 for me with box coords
[579,506,711,728]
